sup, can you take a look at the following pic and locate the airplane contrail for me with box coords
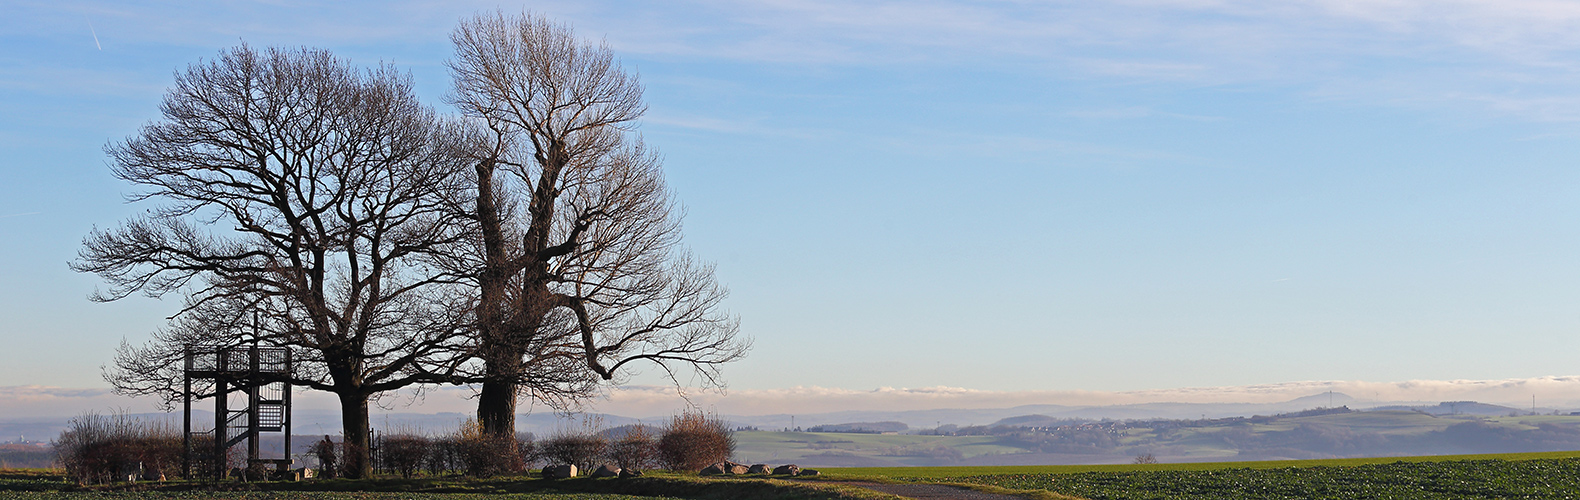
[87,20,101,50]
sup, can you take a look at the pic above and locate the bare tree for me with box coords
[74,45,473,479]
[447,12,750,438]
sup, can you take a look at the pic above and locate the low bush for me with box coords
[453,418,521,477]
[54,412,183,484]
[656,411,734,472]
[517,433,538,469]
[608,425,657,471]
[378,434,431,478]
[424,436,458,476]
[540,431,608,473]
[369,428,536,478]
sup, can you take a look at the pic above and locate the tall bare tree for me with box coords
[75,45,472,478]
[448,12,749,438]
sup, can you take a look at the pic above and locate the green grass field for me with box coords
[815,451,1580,499]
[952,459,1580,500]
[732,430,1026,466]
[823,449,1580,478]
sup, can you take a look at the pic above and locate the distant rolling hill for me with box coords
[1368,401,1520,416]
[731,409,1580,467]
[7,392,1573,469]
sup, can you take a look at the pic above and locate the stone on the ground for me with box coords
[748,464,770,474]
[545,464,577,478]
[591,464,622,478]
[619,469,643,478]
[798,469,820,476]
[700,463,726,476]
[772,464,801,476]
[296,467,315,480]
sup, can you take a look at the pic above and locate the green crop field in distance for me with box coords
[731,431,1029,466]
[821,450,1580,479]
[943,459,1580,500]
[816,453,1580,500]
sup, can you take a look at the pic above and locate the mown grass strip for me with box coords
[0,493,672,500]
[1,469,899,500]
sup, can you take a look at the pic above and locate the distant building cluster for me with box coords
[3,435,49,446]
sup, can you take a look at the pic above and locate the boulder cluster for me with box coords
[699,461,818,477]
[539,461,819,479]
[541,464,645,479]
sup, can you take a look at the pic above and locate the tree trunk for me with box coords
[477,368,518,437]
[338,392,373,479]
[474,158,518,439]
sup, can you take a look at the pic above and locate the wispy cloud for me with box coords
[582,0,1580,121]
[643,113,808,137]
[0,385,112,400]
[1065,106,1226,122]
[86,19,100,50]
[15,1,1580,119]
[0,385,151,419]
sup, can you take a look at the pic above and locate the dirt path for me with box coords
[844,481,1027,500]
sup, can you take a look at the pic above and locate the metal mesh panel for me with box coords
[184,346,290,374]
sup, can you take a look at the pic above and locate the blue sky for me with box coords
[7,0,1580,415]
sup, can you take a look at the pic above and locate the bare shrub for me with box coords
[424,436,461,476]
[518,433,538,469]
[656,411,735,472]
[55,412,182,484]
[607,425,657,471]
[379,434,432,478]
[540,431,607,474]
[1134,453,1159,464]
[339,439,368,479]
[454,418,520,477]
[421,426,536,476]
[138,424,181,480]
[186,433,222,479]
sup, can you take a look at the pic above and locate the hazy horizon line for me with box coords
[6,375,1580,420]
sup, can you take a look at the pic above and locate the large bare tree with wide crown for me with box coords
[446,11,750,440]
[77,45,473,479]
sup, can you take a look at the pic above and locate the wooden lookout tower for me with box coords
[182,344,293,479]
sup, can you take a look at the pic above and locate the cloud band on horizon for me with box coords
[7,376,1580,419]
